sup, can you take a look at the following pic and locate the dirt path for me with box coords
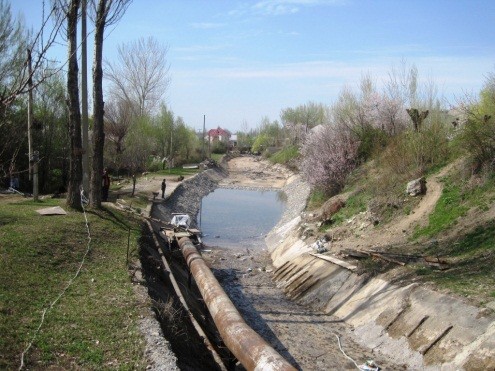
[329,163,458,253]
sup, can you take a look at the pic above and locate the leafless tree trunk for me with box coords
[66,0,82,210]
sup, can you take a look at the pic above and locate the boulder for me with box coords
[406,177,426,196]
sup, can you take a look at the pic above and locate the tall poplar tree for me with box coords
[66,0,82,209]
[89,0,130,207]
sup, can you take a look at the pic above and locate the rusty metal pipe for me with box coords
[145,221,227,371]
[179,237,296,371]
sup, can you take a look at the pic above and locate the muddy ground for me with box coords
[146,156,406,370]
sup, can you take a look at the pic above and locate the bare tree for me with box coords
[1,0,65,110]
[105,36,170,117]
[0,0,65,189]
[89,0,131,207]
[104,98,133,158]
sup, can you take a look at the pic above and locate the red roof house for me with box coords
[206,127,231,143]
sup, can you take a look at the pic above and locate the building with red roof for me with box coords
[206,126,231,143]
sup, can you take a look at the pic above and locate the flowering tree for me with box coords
[301,124,359,195]
[281,101,327,145]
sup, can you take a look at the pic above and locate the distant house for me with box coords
[206,127,231,143]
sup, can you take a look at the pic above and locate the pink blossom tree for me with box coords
[301,123,359,195]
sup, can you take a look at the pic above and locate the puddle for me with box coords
[198,188,286,249]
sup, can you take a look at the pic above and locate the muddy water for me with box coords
[198,188,286,249]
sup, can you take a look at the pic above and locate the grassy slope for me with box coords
[0,197,146,370]
[412,173,495,302]
[326,162,495,305]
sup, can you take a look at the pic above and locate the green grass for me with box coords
[406,172,495,303]
[209,153,224,163]
[413,175,495,240]
[414,220,495,301]
[155,166,200,176]
[0,196,146,370]
[307,190,328,210]
[331,190,371,226]
[413,182,469,239]
[269,145,299,165]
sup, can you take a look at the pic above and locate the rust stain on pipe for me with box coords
[179,237,296,371]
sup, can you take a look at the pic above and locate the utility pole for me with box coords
[169,121,173,172]
[202,115,205,160]
[27,49,38,201]
[27,50,32,182]
[81,0,89,193]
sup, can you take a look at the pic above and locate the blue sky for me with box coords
[12,0,495,132]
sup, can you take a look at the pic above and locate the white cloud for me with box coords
[190,22,225,29]
[199,60,376,81]
[172,55,493,98]
[174,44,229,53]
[251,0,347,16]
[227,0,347,17]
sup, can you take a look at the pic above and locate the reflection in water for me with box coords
[198,188,286,249]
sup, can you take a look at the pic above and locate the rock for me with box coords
[319,198,345,222]
[406,177,427,196]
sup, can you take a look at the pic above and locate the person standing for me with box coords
[161,179,166,199]
[102,168,110,201]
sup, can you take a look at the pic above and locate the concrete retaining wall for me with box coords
[266,216,495,370]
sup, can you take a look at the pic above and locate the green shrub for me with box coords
[211,140,227,154]
[307,189,327,210]
[376,119,450,181]
[147,157,163,172]
[270,145,299,164]
[458,117,495,171]
[356,126,389,161]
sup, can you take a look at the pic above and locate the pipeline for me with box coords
[179,237,297,371]
[145,221,227,371]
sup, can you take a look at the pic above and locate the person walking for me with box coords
[102,168,110,201]
[161,178,166,199]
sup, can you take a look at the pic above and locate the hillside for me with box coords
[300,156,495,307]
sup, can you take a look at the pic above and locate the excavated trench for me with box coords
[139,222,237,370]
[138,165,303,370]
[138,167,244,370]
[137,165,402,370]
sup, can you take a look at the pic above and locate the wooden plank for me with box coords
[309,253,357,271]
[370,252,406,266]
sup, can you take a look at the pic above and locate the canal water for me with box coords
[198,188,286,249]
